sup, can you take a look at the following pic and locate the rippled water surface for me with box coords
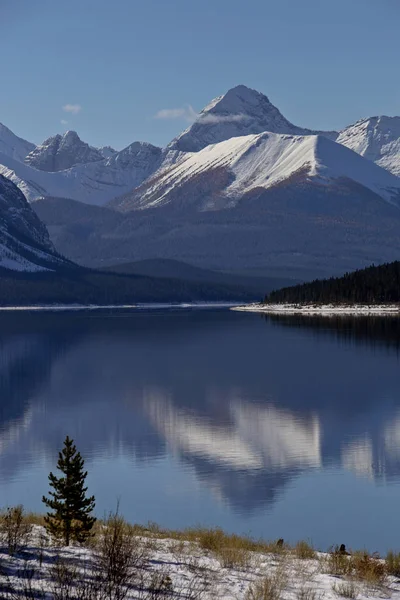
[1,308,400,553]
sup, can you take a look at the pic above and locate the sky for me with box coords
[0,0,399,150]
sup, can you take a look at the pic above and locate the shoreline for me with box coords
[0,302,239,312]
[231,303,400,316]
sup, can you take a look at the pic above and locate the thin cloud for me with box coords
[60,119,68,125]
[154,105,197,123]
[62,104,82,115]
[199,113,250,124]
[154,105,250,126]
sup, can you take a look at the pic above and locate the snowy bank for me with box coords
[1,525,400,599]
[232,303,400,316]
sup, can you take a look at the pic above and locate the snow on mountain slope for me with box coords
[0,174,73,272]
[337,116,400,176]
[25,130,104,171]
[167,85,338,153]
[0,141,162,205]
[0,123,35,162]
[98,145,117,159]
[114,132,400,213]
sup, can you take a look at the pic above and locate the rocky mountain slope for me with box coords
[337,116,400,176]
[113,132,400,213]
[0,174,73,272]
[25,131,104,171]
[0,141,162,205]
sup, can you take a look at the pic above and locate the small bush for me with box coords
[293,541,316,560]
[350,551,386,585]
[297,586,320,600]
[386,550,400,577]
[215,545,252,569]
[0,506,32,556]
[321,548,351,576]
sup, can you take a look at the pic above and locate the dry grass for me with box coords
[386,550,400,578]
[245,567,288,600]
[293,541,316,560]
[350,551,386,585]
[332,580,358,599]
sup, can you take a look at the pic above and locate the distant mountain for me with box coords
[0,174,255,304]
[0,123,35,162]
[167,85,337,153]
[337,116,400,176]
[0,174,73,272]
[25,130,104,171]
[34,171,400,279]
[113,132,400,213]
[104,258,298,296]
[0,141,162,205]
[2,84,400,280]
[264,261,400,305]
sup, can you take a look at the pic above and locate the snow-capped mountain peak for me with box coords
[25,130,104,172]
[167,85,337,153]
[0,123,35,162]
[337,115,400,176]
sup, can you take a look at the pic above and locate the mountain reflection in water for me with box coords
[0,309,399,552]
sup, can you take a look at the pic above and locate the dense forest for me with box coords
[264,261,400,305]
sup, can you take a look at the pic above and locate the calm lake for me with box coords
[0,308,400,554]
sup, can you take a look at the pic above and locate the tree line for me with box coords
[264,261,400,305]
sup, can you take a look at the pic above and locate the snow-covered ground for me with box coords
[232,303,400,316]
[1,525,400,599]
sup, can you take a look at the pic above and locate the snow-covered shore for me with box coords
[0,302,238,312]
[232,303,400,316]
[2,525,400,599]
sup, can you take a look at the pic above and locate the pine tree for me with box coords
[42,436,96,546]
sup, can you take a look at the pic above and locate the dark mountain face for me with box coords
[0,175,72,272]
[33,177,400,280]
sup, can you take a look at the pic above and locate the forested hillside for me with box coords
[264,262,400,305]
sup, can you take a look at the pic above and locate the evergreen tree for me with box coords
[42,436,96,546]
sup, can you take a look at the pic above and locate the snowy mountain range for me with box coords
[1,85,400,207]
[2,84,400,277]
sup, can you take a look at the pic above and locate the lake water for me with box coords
[0,308,400,554]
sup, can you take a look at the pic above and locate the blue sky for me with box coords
[1,0,399,150]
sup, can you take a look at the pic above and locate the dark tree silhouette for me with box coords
[42,436,96,546]
[264,261,400,306]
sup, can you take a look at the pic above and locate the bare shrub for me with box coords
[245,575,285,600]
[332,580,358,599]
[49,557,78,600]
[4,560,45,600]
[297,586,321,600]
[0,506,32,556]
[96,509,152,600]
